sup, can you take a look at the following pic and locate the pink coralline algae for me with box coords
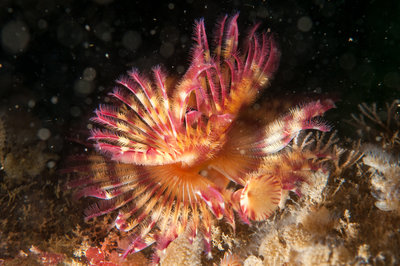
[66,14,335,262]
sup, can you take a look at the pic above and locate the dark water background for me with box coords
[0,0,399,156]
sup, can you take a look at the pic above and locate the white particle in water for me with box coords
[37,128,51,141]
[47,161,56,169]
[51,96,58,104]
[297,16,313,32]
[83,67,97,81]
[1,20,30,53]
[28,100,36,108]
[74,79,94,96]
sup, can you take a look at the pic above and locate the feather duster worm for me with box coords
[66,14,334,262]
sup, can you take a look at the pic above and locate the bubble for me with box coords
[256,6,269,18]
[122,30,142,51]
[177,65,185,74]
[1,20,30,53]
[295,41,307,54]
[160,26,179,43]
[74,79,94,96]
[51,96,58,104]
[37,19,48,30]
[94,22,112,42]
[57,21,85,48]
[180,34,189,44]
[47,160,56,169]
[297,16,313,32]
[83,67,97,81]
[339,53,356,70]
[37,128,51,141]
[353,64,374,86]
[160,42,174,58]
[28,100,36,108]
[168,3,175,9]
[321,2,336,17]
[85,98,93,105]
[70,106,82,117]
[384,72,400,89]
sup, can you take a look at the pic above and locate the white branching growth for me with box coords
[351,100,400,150]
[351,100,400,214]
[363,145,400,214]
